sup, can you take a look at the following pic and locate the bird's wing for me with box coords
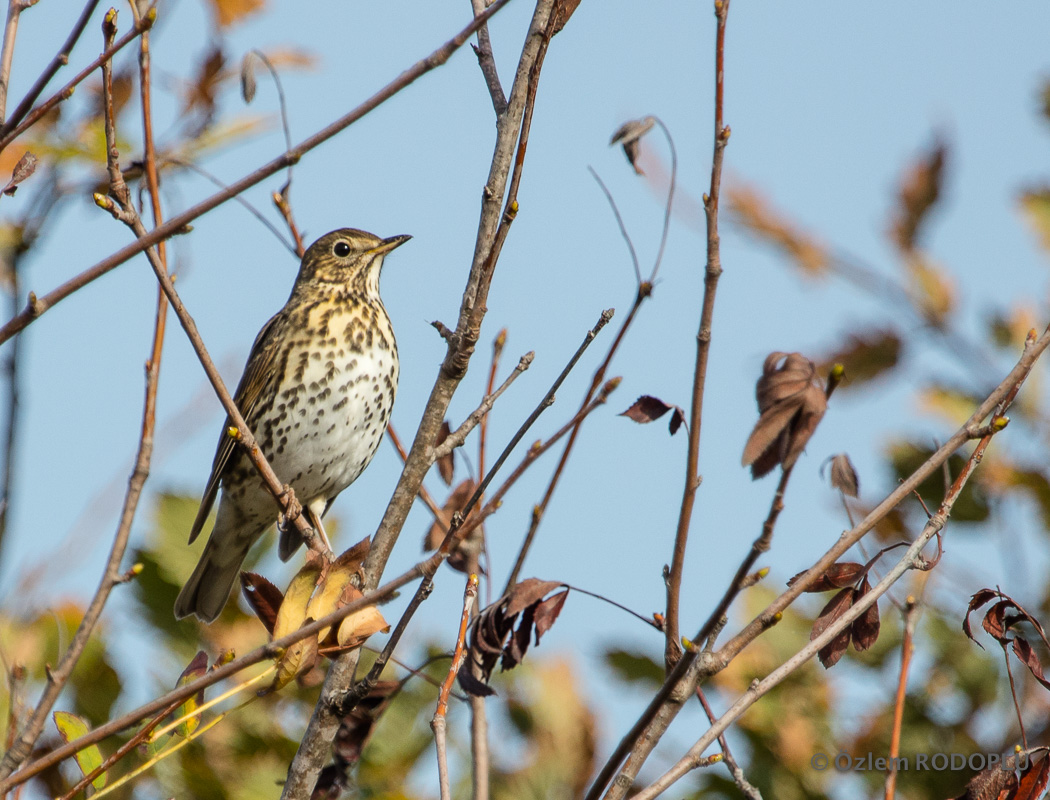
[188,311,285,544]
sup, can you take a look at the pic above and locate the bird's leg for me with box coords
[306,503,334,557]
[277,484,303,525]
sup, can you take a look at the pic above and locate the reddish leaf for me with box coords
[435,420,454,486]
[811,587,856,641]
[963,589,1001,645]
[819,626,852,669]
[503,603,536,671]
[851,577,881,652]
[332,681,399,766]
[1016,752,1050,800]
[1012,637,1050,692]
[788,562,864,593]
[534,589,569,643]
[982,600,1012,642]
[505,578,565,618]
[668,406,687,436]
[620,395,673,424]
[241,572,283,634]
[424,479,476,552]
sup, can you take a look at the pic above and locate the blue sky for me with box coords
[3,0,1050,795]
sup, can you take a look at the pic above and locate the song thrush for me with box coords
[174,228,410,622]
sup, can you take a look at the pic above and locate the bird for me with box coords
[174,228,410,623]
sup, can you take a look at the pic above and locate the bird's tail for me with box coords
[174,520,256,623]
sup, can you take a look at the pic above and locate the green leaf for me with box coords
[603,648,664,687]
[53,711,107,790]
[175,651,209,736]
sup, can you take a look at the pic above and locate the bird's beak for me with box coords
[372,234,412,255]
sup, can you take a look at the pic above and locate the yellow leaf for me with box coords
[53,711,106,790]
[272,564,321,641]
[272,636,318,691]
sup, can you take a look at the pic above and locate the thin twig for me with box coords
[0,16,166,777]
[0,0,515,347]
[431,574,479,800]
[0,7,154,154]
[165,157,297,256]
[0,0,36,126]
[470,0,507,115]
[884,597,917,800]
[387,422,452,527]
[663,0,730,670]
[1,0,99,134]
[695,687,762,800]
[1004,644,1028,750]
[588,166,641,285]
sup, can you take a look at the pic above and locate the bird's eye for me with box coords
[333,241,351,257]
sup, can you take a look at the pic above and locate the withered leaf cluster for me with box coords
[742,352,828,478]
[240,537,389,690]
[788,561,879,668]
[619,395,686,436]
[466,578,569,692]
[952,749,1050,800]
[964,589,1050,693]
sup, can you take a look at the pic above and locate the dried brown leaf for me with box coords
[1016,752,1050,800]
[982,600,1010,642]
[818,625,852,669]
[2,151,37,196]
[810,587,856,642]
[435,420,454,485]
[182,46,226,127]
[336,604,389,650]
[953,764,1018,800]
[241,571,283,635]
[788,562,865,593]
[668,406,686,436]
[892,137,947,252]
[620,395,672,424]
[534,589,569,643]
[742,352,827,478]
[963,588,1001,645]
[828,453,860,497]
[425,479,475,552]
[850,577,880,652]
[333,681,399,765]
[1012,637,1050,691]
[505,578,565,618]
[457,667,497,698]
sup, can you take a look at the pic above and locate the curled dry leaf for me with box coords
[240,51,257,103]
[424,478,482,573]
[953,762,1018,800]
[891,137,947,252]
[850,577,880,652]
[742,352,827,478]
[619,395,687,436]
[610,116,655,175]
[469,578,568,684]
[335,585,390,649]
[332,681,400,766]
[963,588,1050,694]
[826,453,860,497]
[434,420,454,485]
[241,571,283,634]
[2,151,37,197]
[270,563,321,690]
[1015,752,1050,800]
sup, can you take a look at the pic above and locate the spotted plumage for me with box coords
[174,228,409,623]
